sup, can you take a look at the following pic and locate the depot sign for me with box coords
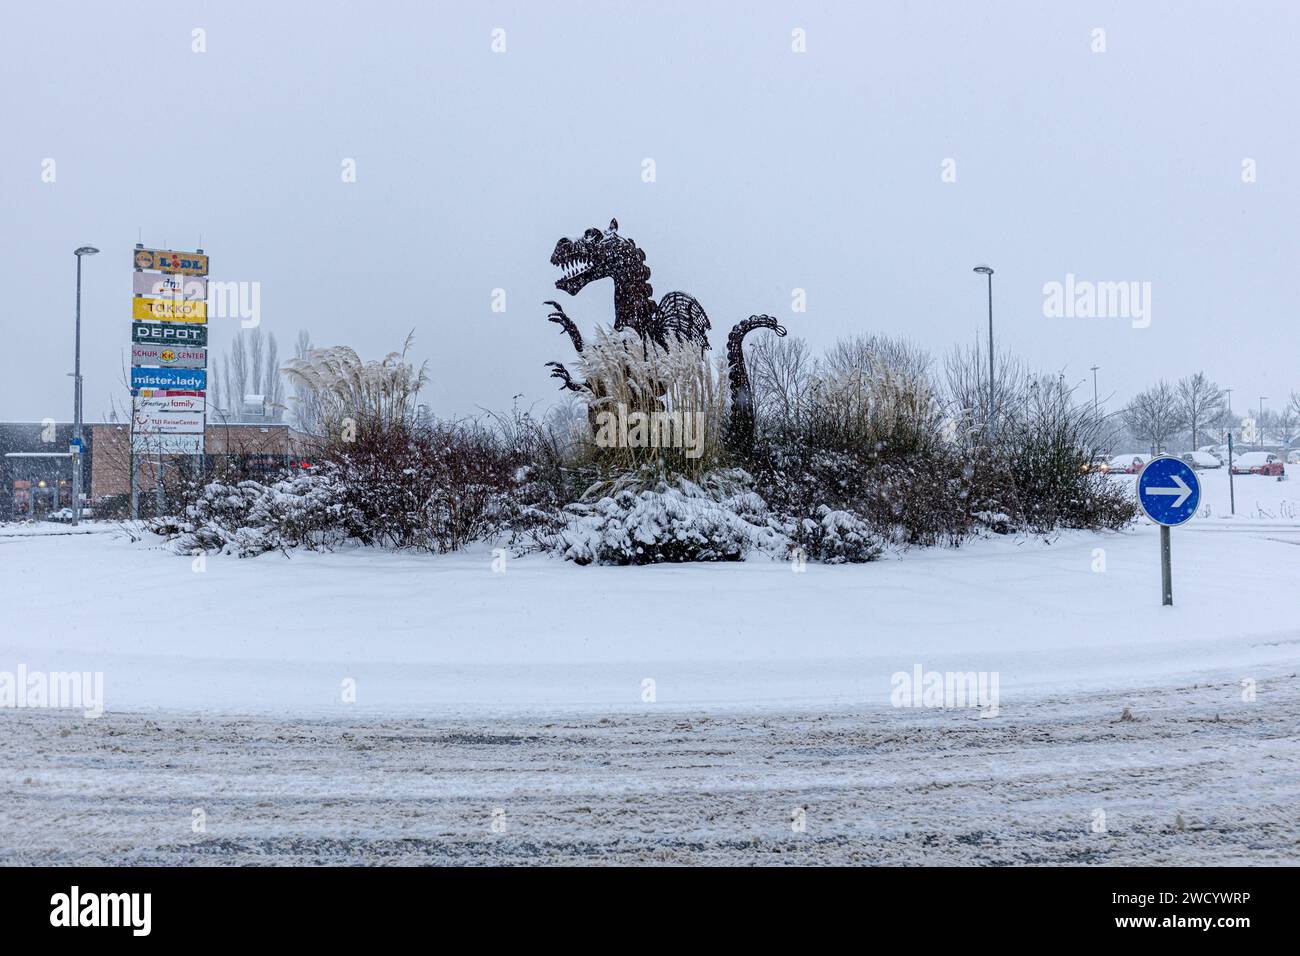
[132,321,207,346]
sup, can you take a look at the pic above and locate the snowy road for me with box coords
[2,676,1296,865]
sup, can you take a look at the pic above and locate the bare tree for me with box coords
[1175,372,1225,450]
[211,328,283,419]
[1273,404,1298,450]
[288,330,324,434]
[225,336,249,412]
[262,333,283,411]
[249,332,265,400]
[1121,381,1188,454]
[943,341,1027,444]
[1208,402,1237,445]
[748,334,819,436]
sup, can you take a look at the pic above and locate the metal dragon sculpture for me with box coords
[543,219,786,452]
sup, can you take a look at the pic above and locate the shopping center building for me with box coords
[0,419,311,520]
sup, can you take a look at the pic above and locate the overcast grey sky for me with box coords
[2,0,1297,424]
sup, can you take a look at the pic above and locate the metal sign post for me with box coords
[1228,432,1235,516]
[1160,526,1173,605]
[131,243,209,521]
[130,445,138,520]
[1135,456,1202,607]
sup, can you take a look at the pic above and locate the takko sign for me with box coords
[133,247,209,276]
[132,296,207,323]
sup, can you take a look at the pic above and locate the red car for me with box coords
[1105,454,1149,475]
[1230,452,1284,476]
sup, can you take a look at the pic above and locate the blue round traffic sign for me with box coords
[1136,456,1201,526]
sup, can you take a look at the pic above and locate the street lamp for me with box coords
[973,266,995,434]
[1089,365,1100,414]
[71,246,99,526]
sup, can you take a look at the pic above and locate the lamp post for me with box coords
[71,246,99,526]
[1089,365,1100,414]
[973,265,995,435]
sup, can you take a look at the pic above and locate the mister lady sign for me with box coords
[130,364,206,391]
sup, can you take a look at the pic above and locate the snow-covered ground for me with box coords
[2,468,1297,864]
[3,468,1298,715]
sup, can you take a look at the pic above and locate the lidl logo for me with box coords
[134,247,209,276]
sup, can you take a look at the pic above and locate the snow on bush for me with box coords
[782,506,884,564]
[554,474,785,565]
[151,471,347,557]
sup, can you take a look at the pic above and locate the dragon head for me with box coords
[550,218,643,296]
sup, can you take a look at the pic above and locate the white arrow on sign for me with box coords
[1147,474,1191,508]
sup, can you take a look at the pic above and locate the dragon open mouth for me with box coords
[560,258,590,280]
[553,254,595,290]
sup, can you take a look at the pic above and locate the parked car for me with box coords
[1083,455,1111,473]
[1106,454,1149,475]
[1230,452,1284,476]
[46,507,94,523]
[1180,451,1222,469]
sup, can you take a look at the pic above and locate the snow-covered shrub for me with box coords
[283,336,532,553]
[748,439,975,548]
[325,417,525,552]
[152,471,347,557]
[782,506,884,564]
[553,473,784,565]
